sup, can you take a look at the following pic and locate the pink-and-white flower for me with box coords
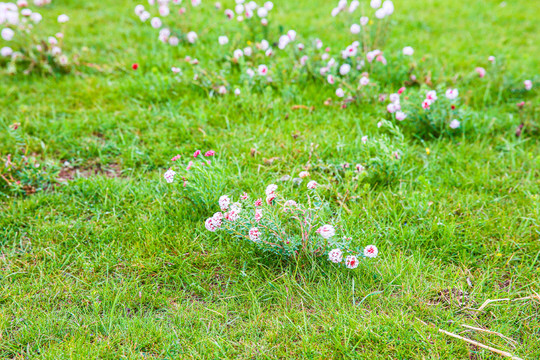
[316,224,335,239]
[219,195,231,210]
[249,227,261,241]
[328,248,343,263]
[422,99,432,110]
[345,255,359,269]
[395,111,407,121]
[327,74,335,84]
[445,88,459,100]
[254,208,263,222]
[258,64,268,76]
[359,76,369,86]
[254,198,263,207]
[361,135,368,143]
[336,88,344,97]
[363,245,378,258]
[164,169,176,183]
[402,46,414,56]
[350,23,361,34]
[299,171,309,178]
[307,180,318,189]
[426,90,437,101]
[355,164,365,173]
[265,184,277,195]
[524,80,532,91]
[284,200,297,207]
[205,217,217,231]
[475,67,486,78]
[266,193,276,205]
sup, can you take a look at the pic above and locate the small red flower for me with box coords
[132,63,139,70]
[451,105,456,110]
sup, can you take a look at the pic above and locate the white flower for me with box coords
[316,225,335,239]
[234,88,241,96]
[350,23,361,34]
[258,64,268,76]
[265,48,273,56]
[186,31,197,43]
[264,1,273,10]
[224,9,234,19]
[395,111,407,121]
[361,135,368,143]
[287,29,296,41]
[360,16,369,26]
[57,14,69,23]
[249,227,261,241]
[359,76,369,86]
[218,85,227,94]
[389,93,400,103]
[219,195,231,210]
[331,7,340,17]
[151,17,162,28]
[21,8,31,16]
[205,217,217,232]
[257,7,268,17]
[169,36,179,46]
[339,63,351,75]
[192,0,201,6]
[355,164,365,173]
[299,171,309,178]
[218,35,229,45]
[246,68,255,77]
[445,88,459,100]
[164,169,176,183]
[140,11,151,21]
[345,255,359,269]
[300,55,308,65]
[30,12,42,23]
[363,245,378,258]
[375,8,385,18]
[370,0,381,8]
[335,88,344,97]
[382,0,394,15]
[171,67,181,74]
[402,46,414,56]
[51,46,61,55]
[265,184,277,195]
[1,28,14,41]
[488,55,496,62]
[159,5,170,16]
[349,0,359,12]
[135,5,145,16]
[328,249,343,263]
[235,4,244,14]
[307,180,318,189]
[524,80,532,91]
[449,119,460,129]
[260,39,269,50]
[243,46,252,56]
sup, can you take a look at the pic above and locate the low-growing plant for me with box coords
[1,2,79,74]
[0,123,59,197]
[202,182,379,269]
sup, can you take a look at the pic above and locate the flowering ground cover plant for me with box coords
[203,182,378,268]
[0,1,78,74]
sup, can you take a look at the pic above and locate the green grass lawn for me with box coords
[1,0,539,358]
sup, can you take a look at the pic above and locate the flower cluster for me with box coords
[1,123,59,197]
[1,1,77,74]
[203,181,379,269]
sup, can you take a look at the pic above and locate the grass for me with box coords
[1,0,539,358]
